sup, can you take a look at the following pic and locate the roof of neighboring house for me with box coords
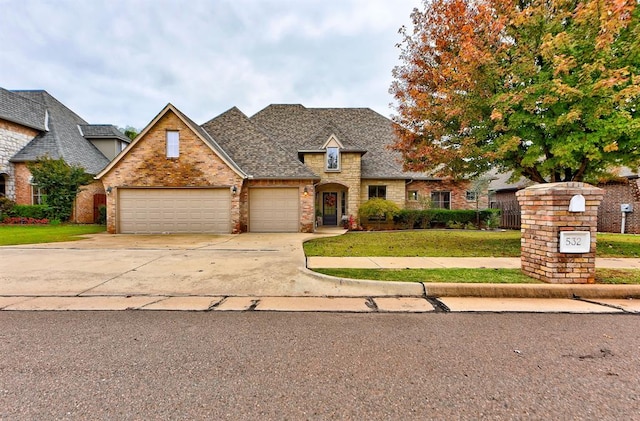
[0,87,48,131]
[250,104,439,180]
[202,107,318,179]
[79,124,130,142]
[3,89,125,175]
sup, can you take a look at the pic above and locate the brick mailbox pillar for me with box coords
[516,182,604,284]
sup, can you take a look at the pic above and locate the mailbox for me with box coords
[621,204,633,213]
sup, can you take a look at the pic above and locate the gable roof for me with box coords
[96,103,247,179]
[250,104,438,180]
[201,107,318,179]
[8,90,110,175]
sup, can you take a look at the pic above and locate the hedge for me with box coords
[8,204,51,220]
[393,208,501,229]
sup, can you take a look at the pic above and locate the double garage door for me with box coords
[118,188,230,234]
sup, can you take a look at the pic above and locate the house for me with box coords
[489,169,640,234]
[0,88,130,222]
[97,103,487,234]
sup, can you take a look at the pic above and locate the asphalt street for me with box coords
[1,312,638,420]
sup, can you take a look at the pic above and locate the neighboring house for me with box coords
[489,169,640,234]
[97,103,487,234]
[0,88,130,222]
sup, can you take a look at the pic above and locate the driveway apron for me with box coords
[0,233,414,297]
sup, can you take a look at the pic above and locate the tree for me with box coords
[27,156,93,222]
[391,0,640,183]
[119,126,139,140]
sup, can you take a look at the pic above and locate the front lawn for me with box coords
[0,224,105,246]
[304,230,640,258]
[315,268,640,285]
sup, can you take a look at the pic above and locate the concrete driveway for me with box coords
[0,233,419,298]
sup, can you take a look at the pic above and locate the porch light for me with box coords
[231,185,238,195]
[303,187,309,196]
[106,186,112,194]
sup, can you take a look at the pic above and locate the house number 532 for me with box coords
[559,231,590,253]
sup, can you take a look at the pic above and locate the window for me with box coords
[0,174,6,197]
[466,191,477,201]
[166,131,179,158]
[431,191,451,209]
[32,185,45,205]
[326,147,339,170]
[341,191,346,216]
[408,190,418,201]
[368,185,386,199]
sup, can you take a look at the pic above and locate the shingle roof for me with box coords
[0,87,48,131]
[79,124,130,142]
[202,107,318,179]
[250,104,438,180]
[6,90,111,175]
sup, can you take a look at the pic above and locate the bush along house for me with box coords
[97,103,489,234]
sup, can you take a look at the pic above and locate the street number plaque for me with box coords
[559,231,590,253]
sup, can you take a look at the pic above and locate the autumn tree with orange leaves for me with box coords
[391,0,640,183]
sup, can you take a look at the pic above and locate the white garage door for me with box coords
[250,188,299,232]
[118,188,231,234]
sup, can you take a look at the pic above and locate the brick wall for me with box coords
[100,110,244,233]
[517,182,603,284]
[597,179,640,234]
[72,180,105,223]
[407,179,488,210]
[303,152,362,221]
[0,119,38,200]
[361,179,406,207]
[13,163,32,204]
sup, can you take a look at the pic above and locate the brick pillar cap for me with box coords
[516,181,603,196]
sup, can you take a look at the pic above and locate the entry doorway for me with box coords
[322,192,338,225]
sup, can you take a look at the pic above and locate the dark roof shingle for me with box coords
[202,107,318,179]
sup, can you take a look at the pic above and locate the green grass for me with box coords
[0,224,106,246]
[304,230,640,258]
[315,268,539,283]
[315,268,640,285]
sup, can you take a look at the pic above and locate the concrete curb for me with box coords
[303,268,640,299]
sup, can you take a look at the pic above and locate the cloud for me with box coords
[0,0,421,128]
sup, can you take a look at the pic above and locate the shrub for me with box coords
[359,199,400,229]
[9,204,51,219]
[393,208,502,229]
[0,196,15,219]
[97,205,107,225]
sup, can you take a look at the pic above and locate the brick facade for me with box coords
[406,179,488,210]
[517,182,603,284]
[597,179,640,234]
[100,110,244,234]
[72,180,105,223]
[0,119,38,200]
[304,152,362,223]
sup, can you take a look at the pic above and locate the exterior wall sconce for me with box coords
[303,187,309,196]
[231,185,238,195]
[106,186,112,194]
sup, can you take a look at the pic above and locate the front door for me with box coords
[322,192,338,226]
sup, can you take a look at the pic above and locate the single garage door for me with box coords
[118,188,231,234]
[250,188,299,232]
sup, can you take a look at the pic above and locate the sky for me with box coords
[0,0,422,130]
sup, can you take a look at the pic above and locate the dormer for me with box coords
[323,135,343,172]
